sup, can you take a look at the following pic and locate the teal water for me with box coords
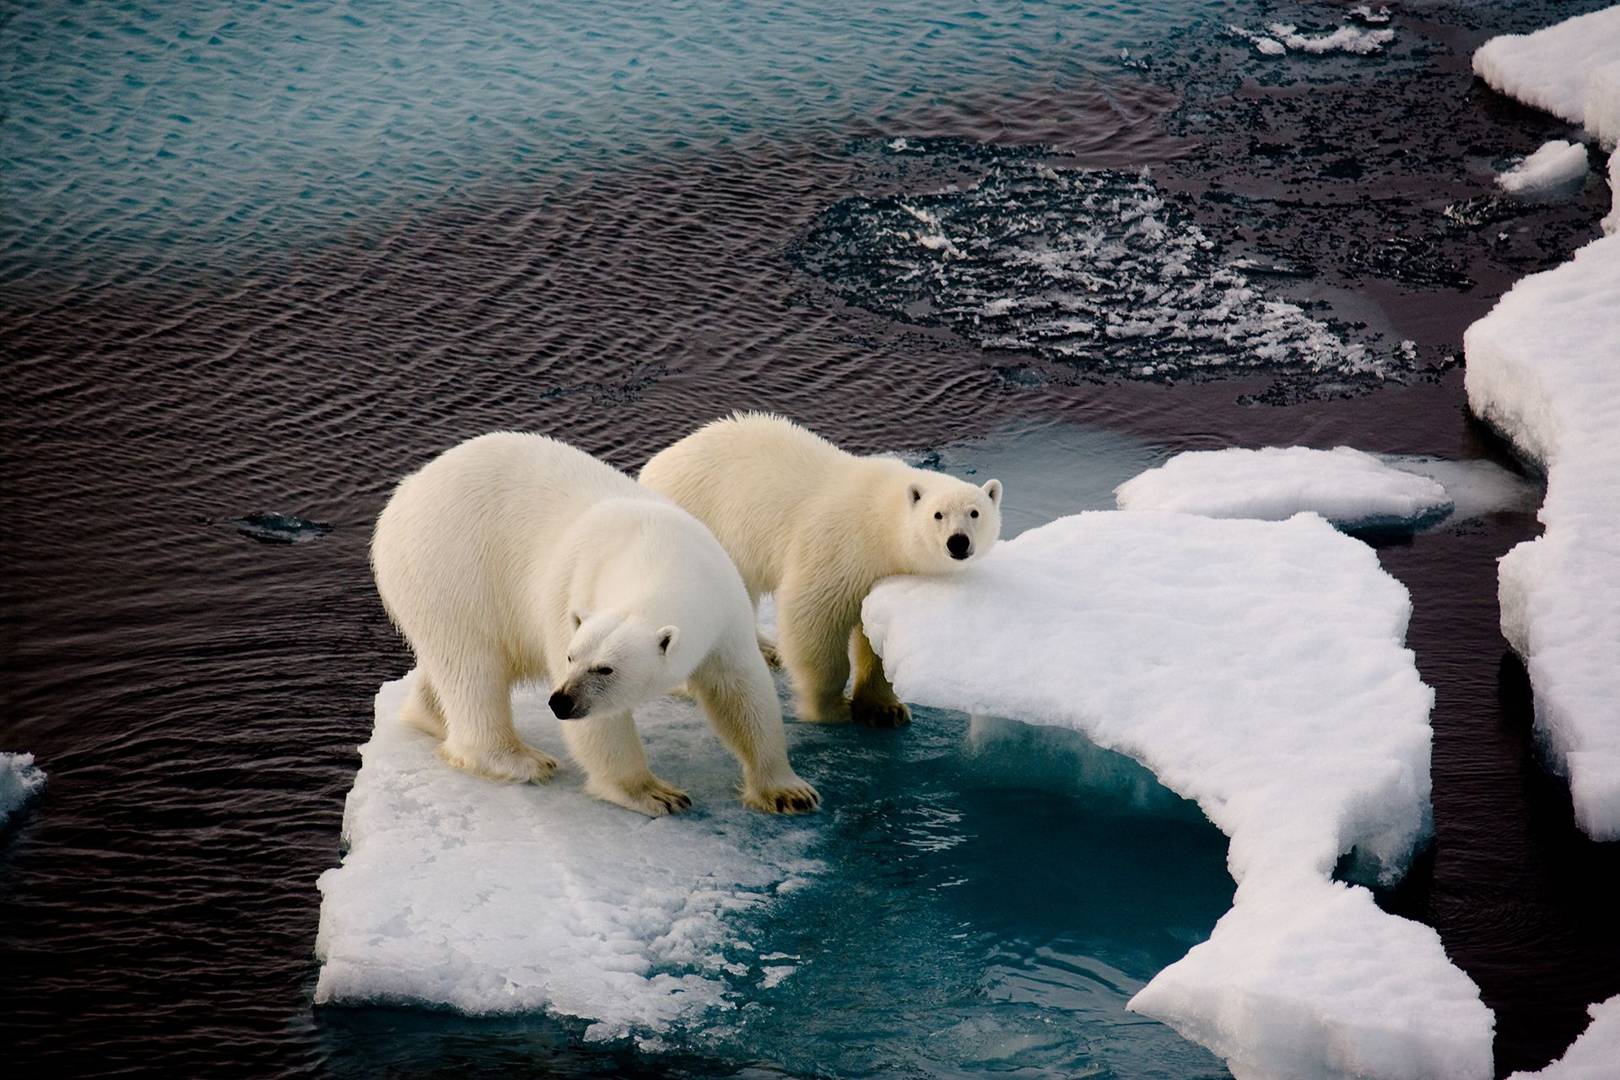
[2,0,1228,280]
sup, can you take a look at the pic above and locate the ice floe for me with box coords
[1507,994,1620,1079]
[1464,232,1620,841]
[1473,7,1620,148]
[314,679,821,1041]
[1497,140,1590,196]
[863,511,1494,1080]
[0,753,46,827]
[1114,446,1454,531]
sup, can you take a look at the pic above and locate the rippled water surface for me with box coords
[4,0,1620,1076]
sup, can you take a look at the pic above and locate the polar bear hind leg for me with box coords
[775,574,855,724]
[560,711,691,816]
[431,664,560,783]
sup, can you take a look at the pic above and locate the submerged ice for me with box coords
[794,146,1396,384]
[0,753,47,827]
[1114,446,1455,531]
[864,511,1494,1080]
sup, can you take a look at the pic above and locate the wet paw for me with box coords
[746,777,821,814]
[851,698,911,728]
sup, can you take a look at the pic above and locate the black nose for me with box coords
[548,691,575,719]
[947,533,971,559]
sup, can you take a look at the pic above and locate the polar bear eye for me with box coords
[591,666,614,676]
[933,511,943,520]
[970,509,979,518]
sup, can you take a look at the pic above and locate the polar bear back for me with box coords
[373,433,642,655]
[639,413,881,594]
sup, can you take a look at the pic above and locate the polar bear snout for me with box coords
[947,533,971,560]
[548,689,579,720]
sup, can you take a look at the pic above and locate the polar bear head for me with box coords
[902,473,1003,573]
[548,611,681,721]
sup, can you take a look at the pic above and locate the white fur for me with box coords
[640,414,1003,726]
[371,432,818,816]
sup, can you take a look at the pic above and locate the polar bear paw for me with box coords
[592,775,693,817]
[744,775,821,814]
[851,698,912,728]
[438,741,560,784]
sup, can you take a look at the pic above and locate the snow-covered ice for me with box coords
[0,752,46,827]
[1507,995,1620,1079]
[314,680,821,1041]
[1497,140,1590,196]
[1114,446,1454,530]
[1464,232,1620,841]
[1473,8,1620,148]
[864,511,1493,1080]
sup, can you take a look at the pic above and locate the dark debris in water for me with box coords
[792,139,1402,388]
[225,512,334,545]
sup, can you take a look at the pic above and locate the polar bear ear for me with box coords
[569,609,585,630]
[908,484,923,506]
[656,625,680,656]
[982,478,1002,504]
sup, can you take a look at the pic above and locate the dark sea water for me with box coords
[3,0,1618,1077]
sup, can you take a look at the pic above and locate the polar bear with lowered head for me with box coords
[640,413,1002,727]
[372,432,819,817]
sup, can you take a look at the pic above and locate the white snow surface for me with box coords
[1464,232,1620,841]
[1508,995,1620,1079]
[315,679,821,1042]
[863,511,1493,1080]
[1114,446,1454,529]
[1497,140,1590,195]
[1473,8,1620,148]
[0,752,46,825]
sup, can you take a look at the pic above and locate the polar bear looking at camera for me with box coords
[641,413,1002,727]
[371,432,819,817]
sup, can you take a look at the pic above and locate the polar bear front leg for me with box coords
[559,711,691,816]
[691,655,819,814]
[850,623,911,728]
[433,666,560,783]
[776,575,856,724]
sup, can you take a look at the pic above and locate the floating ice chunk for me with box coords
[1464,232,1620,841]
[1473,8,1620,148]
[1349,4,1392,25]
[1507,994,1620,1078]
[863,511,1493,1080]
[1497,140,1590,196]
[1267,22,1395,55]
[1114,446,1454,531]
[314,678,821,1041]
[1231,21,1394,57]
[1,753,47,826]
